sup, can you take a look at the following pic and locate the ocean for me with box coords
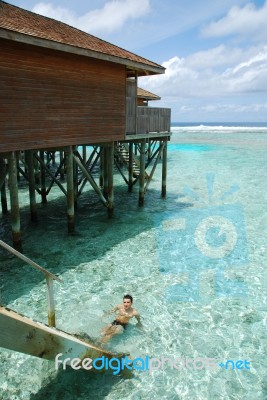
[0,123,267,399]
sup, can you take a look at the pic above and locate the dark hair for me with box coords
[123,294,133,303]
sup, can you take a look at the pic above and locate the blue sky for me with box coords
[6,0,267,122]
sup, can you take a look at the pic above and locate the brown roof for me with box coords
[0,1,165,76]
[137,87,161,101]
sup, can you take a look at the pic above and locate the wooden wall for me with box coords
[0,38,126,152]
[125,78,137,134]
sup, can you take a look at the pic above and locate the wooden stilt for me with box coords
[1,182,8,215]
[162,140,167,198]
[25,150,37,222]
[103,146,108,199]
[40,151,47,203]
[52,151,56,165]
[148,139,152,160]
[8,152,22,251]
[82,145,87,163]
[107,143,114,217]
[73,146,78,210]
[128,142,133,192]
[60,151,65,180]
[66,146,75,234]
[99,147,104,187]
[23,151,28,176]
[16,152,21,182]
[0,158,8,215]
[139,139,146,206]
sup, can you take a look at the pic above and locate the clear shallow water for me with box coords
[0,126,267,399]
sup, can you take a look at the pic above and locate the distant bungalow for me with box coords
[0,0,171,249]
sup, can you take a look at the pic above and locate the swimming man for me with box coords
[101,294,142,343]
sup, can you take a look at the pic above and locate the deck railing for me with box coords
[126,106,171,135]
[0,240,62,327]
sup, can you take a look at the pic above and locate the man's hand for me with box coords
[102,305,118,318]
[136,315,144,330]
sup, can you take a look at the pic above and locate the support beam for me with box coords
[35,153,67,196]
[145,141,164,193]
[60,151,65,180]
[99,147,104,187]
[8,152,22,251]
[0,158,8,214]
[1,182,8,215]
[25,150,37,222]
[162,140,167,198]
[128,142,133,192]
[40,151,47,204]
[107,143,114,217]
[139,139,146,206]
[66,146,75,234]
[73,152,108,207]
[82,145,87,162]
[73,146,78,210]
[103,147,109,199]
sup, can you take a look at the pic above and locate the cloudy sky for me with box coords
[7,0,267,122]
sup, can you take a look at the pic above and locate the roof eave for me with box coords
[0,28,165,76]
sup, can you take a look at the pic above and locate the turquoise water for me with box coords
[0,126,267,399]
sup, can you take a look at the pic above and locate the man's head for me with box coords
[123,294,133,310]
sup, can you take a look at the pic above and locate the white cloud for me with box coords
[186,45,245,69]
[32,0,150,34]
[140,46,267,98]
[202,0,267,40]
[32,3,76,26]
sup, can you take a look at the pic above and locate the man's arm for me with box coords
[135,313,143,328]
[103,305,118,318]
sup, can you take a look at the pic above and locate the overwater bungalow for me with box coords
[0,0,171,250]
[0,0,171,371]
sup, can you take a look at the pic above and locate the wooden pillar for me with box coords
[1,182,8,215]
[66,146,75,234]
[82,145,87,163]
[162,140,167,198]
[148,139,152,160]
[8,152,22,251]
[107,143,114,217]
[103,146,108,199]
[0,158,8,215]
[128,142,133,192]
[139,139,146,206]
[73,146,78,210]
[52,151,56,165]
[60,151,65,180]
[16,153,21,182]
[46,151,50,167]
[25,150,37,222]
[40,151,47,203]
[99,147,104,187]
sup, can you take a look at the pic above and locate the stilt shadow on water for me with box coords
[0,185,192,305]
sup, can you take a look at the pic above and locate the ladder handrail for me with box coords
[0,239,62,327]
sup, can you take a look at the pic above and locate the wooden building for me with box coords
[0,1,171,250]
[137,87,161,106]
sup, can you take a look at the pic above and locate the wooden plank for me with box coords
[0,306,124,365]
